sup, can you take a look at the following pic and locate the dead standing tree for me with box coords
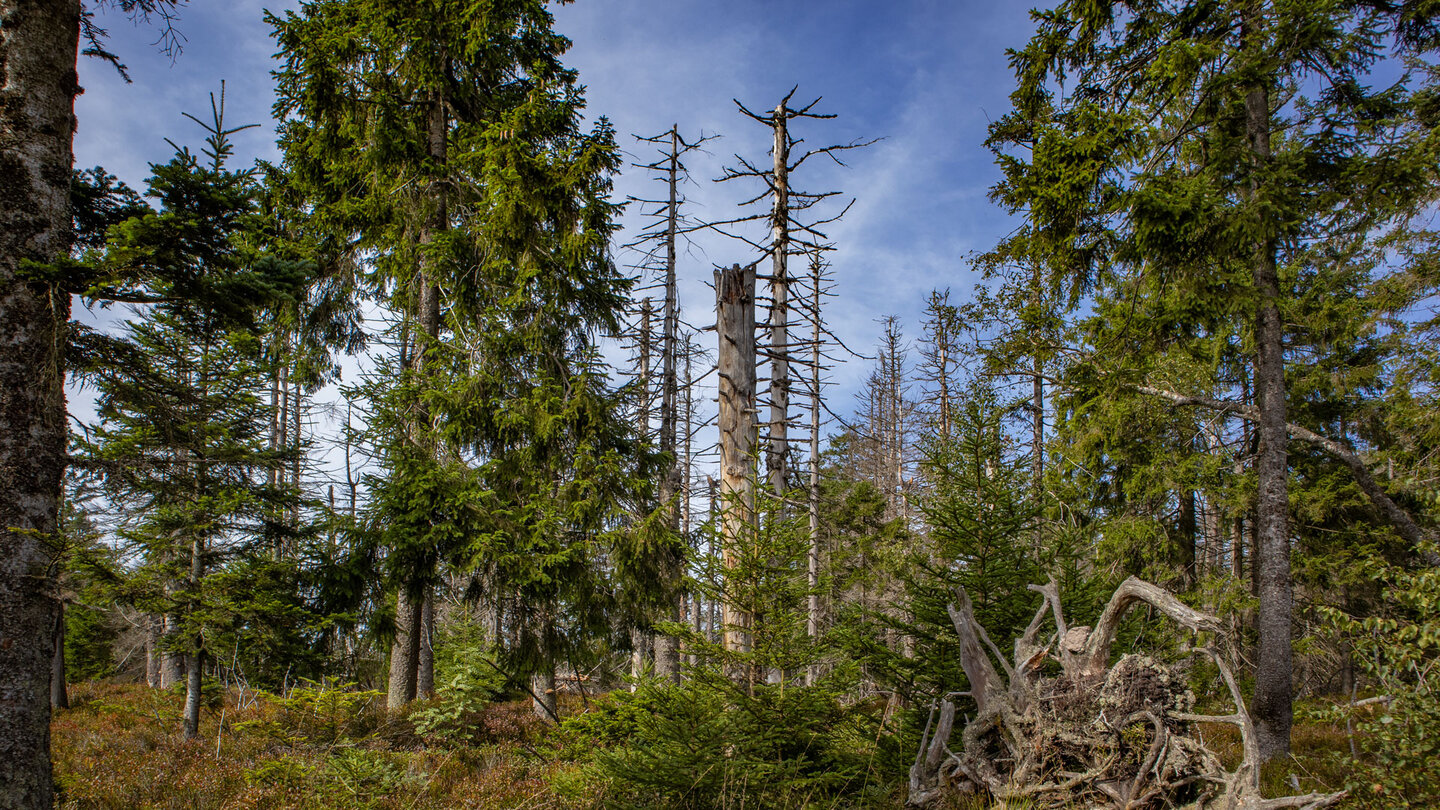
[715,88,874,501]
[715,263,758,658]
[907,577,1346,810]
[628,126,718,681]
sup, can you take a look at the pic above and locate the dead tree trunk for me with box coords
[716,263,757,657]
[720,92,873,500]
[652,128,685,683]
[766,103,792,499]
[631,297,658,683]
[684,344,701,668]
[182,534,205,740]
[806,254,823,687]
[417,590,435,698]
[145,615,161,688]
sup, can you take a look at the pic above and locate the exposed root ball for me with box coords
[908,577,1345,810]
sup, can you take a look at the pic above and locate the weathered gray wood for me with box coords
[716,263,757,656]
[767,103,792,499]
[805,254,822,686]
[946,589,1002,715]
[654,126,685,682]
[909,578,1342,810]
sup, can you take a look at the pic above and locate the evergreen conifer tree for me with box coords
[78,99,309,740]
[272,0,659,712]
[989,0,1440,758]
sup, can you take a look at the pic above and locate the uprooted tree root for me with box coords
[907,577,1345,810]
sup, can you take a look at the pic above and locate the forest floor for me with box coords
[51,681,1357,809]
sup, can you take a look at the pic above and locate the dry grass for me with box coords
[51,682,587,810]
[53,683,1378,809]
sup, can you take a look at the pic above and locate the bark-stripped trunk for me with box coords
[291,382,302,527]
[1244,6,1292,761]
[1030,262,1044,533]
[716,263,757,660]
[632,298,655,683]
[806,256,822,686]
[685,349,700,666]
[767,105,791,499]
[653,127,684,682]
[0,1,79,804]
[530,667,557,722]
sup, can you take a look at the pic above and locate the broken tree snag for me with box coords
[908,578,1346,809]
[715,262,757,657]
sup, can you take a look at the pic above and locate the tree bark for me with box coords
[417,587,434,698]
[716,263,757,658]
[50,602,67,710]
[182,532,205,740]
[1178,488,1197,585]
[1243,8,1293,758]
[530,667,557,722]
[387,590,422,709]
[161,613,183,689]
[388,87,447,710]
[182,640,202,740]
[806,255,823,686]
[0,0,79,805]
[145,614,161,688]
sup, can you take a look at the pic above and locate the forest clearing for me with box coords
[2,0,1439,808]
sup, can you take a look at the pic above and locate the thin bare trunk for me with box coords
[531,667,557,722]
[653,126,685,682]
[145,615,161,688]
[182,535,204,740]
[806,256,822,685]
[768,104,792,499]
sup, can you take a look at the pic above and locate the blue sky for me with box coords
[72,0,1043,479]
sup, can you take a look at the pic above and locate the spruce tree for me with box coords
[272,0,653,712]
[989,0,1440,759]
[78,101,308,740]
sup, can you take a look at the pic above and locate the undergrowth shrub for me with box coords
[242,677,385,746]
[560,670,888,809]
[408,655,506,744]
[246,747,416,808]
[1323,543,1440,808]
